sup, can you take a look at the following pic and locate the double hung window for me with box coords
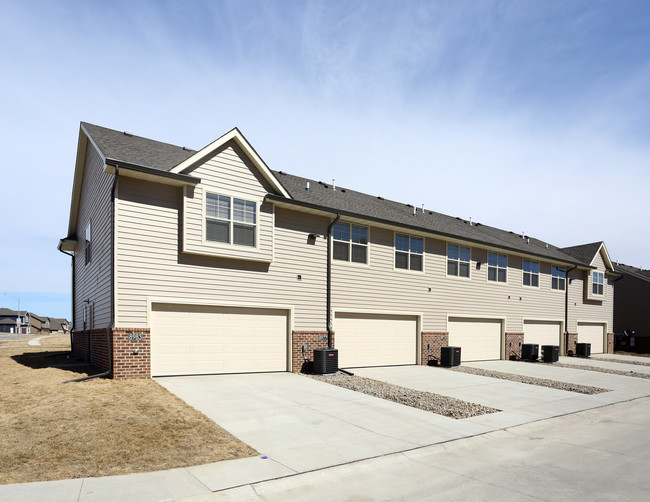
[592,271,604,295]
[333,223,368,263]
[523,260,539,287]
[488,252,507,282]
[395,234,423,271]
[206,193,256,247]
[552,266,566,290]
[447,244,470,277]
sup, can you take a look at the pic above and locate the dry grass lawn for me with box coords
[0,335,257,485]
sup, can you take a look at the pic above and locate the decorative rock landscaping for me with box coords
[307,373,499,419]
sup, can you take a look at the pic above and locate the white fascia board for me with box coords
[169,128,291,199]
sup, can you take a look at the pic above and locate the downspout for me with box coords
[564,265,577,355]
[326,213,340,349]
[65,167,118,383]
[58,248,75,354]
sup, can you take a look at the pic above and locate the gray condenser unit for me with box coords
[521,343,539,361]
[576,343,591,357]
[440,346,461,367]
[313,348,338,374]
[542,345,559,363]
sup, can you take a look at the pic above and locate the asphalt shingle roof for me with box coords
[558,242,603,265]
[82,122,196,171]
[614,263,650,283]
[81,122,599,267]
[272,171,586,266]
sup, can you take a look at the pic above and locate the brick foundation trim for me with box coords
[607,332,614,354]
[292,331,331,373]
[565,333,578,356]
[421,332,449,365]
[505,333,524,360]
[112,328,151,379]
[71,328,111,372]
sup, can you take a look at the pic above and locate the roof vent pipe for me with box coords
[527,238,530,244]
[332,178,336,191]
[421,203,425,212]
[522,231,525,239]
[306,181,310,191]
[413,206,416,215]
[469,216,473,226]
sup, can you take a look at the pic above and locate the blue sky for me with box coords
[2,0,650,320]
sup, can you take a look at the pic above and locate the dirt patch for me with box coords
[308,373,499,419]
[452,365,608,394]
[0,346,257,485]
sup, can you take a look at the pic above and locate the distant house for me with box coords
[58,122,616,379]
[613,263,650,352]
[0,308,29,334]
[0,308,71,335]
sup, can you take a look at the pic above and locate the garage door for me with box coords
[578,323,605,354]
[335,313,417,368]
[151,304,288,376]
[524,321,561,347]
[448,318,502,362]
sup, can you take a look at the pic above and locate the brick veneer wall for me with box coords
[72,329,111,371]
[112,328,151,379]
[607,333,614,354]
[566,333,577,356]
[292,331,331,373]
[505,333,524,360]
[421,332,448,365]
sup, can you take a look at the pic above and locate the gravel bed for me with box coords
[590,356,650,367]
[554,362,650,380]
[451,365,608,394]
[307,373,499,419]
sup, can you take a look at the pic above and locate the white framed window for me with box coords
[206,193,256,247]
[552,266,566,290]
[523,260,539,287]
[333,223,368,263]
[592,271,604,295]
[84,222,92,265]
[447,244,470,277]
[488,252,507,282]
[395,234,423,271]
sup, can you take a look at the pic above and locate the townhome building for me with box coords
[58,123,615,379]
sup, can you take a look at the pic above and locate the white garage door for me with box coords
[578,323,605,354]
[335,313,417,368]
[151,304,288,376]
[448,318,502,362]
[524,321,561,347]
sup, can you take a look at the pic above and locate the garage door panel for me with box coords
[151,304,288,376]
[335,313,417,368]
[448,318,502,362]
[578,323,605,353]
[524,321,561,347]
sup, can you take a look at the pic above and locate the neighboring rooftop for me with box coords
[614,263,650,283]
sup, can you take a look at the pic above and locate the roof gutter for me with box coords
[266,194,586,268]
[104,160,200,186]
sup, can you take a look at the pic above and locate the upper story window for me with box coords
[523,260,539,287]
[206,193,256,247]
[395,234,423,271]
[592,271,604,295]
[552,266,566,290]
[447,244,470,277]
[333,223,368,263]
[488,252,507,282]
[84,222,92,265]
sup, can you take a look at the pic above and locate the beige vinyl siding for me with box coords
[73,142,113,329]
[115,177,328,329]
[182,143,273,262]
[567,251,613,333]
[331,227,567,334]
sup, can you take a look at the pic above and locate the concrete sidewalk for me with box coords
[3,355,650,501]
